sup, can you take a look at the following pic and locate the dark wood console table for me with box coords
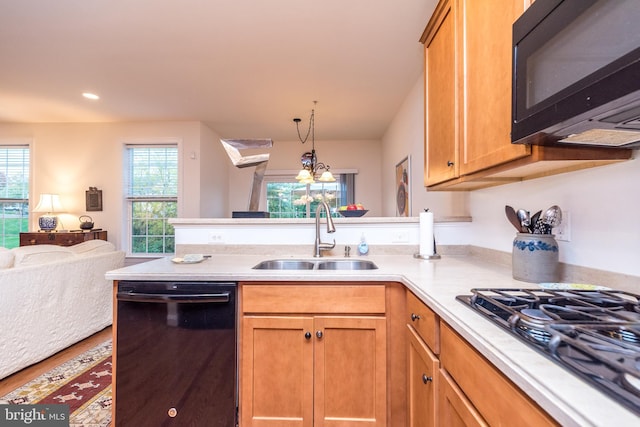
[20,230,108,247]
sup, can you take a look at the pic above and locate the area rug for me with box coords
[0,340,112,427]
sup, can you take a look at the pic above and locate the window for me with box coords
[125,145,178,255]
[0,145,29,248]
[265,173,354,218]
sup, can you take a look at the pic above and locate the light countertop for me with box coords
[106,253,639,426]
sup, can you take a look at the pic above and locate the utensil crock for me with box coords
[512,233,560,283]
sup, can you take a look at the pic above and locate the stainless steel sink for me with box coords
[316,260,378,270]
[252,260,316,270]
[252,259,378,270]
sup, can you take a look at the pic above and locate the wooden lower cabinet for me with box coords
[242,316,313,427]
[407,325,439,427]
[438,370,487,427]
[440,323,559,426]
[240,284,388,427]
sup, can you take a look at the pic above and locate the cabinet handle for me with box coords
[305,332,312,340]
[447,160,454,167]
[316,331,323,339]
[422,374,433,384]
[411,313,421,321]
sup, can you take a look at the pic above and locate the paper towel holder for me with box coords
[414,237,441,260]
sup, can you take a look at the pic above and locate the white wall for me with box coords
[198,123,229,217]
[381,73,469,218]
[382,74,640,277]
[0,121,226,250]
[467,157,640,276]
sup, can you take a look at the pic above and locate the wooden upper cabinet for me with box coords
[424,0,457,186]
[458,0,529,175]
[421,0,631,190]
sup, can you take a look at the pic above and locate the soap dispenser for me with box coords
[357,234,369,256]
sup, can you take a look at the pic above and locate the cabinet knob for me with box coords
[316,330,323,339]
[167,407,178,418]
[447,160,454,167]
[305,332,312,340]
[422,374,433,384]
[411,313,421,321]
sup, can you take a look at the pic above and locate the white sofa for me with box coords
[0,240,125,379]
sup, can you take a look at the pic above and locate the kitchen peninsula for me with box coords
[107,219,640,427]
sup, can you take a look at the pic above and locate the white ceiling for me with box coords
[0,0,437,141]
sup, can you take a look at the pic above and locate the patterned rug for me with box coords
[0,340,112,427]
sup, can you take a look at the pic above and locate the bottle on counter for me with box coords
[357,234,369,256]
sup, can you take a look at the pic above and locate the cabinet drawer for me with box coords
[242,284,386,314]
[440,322,558,426]
[406,290,440,354]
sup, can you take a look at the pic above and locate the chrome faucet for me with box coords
[314,201,336,257]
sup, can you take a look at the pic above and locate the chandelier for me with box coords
[293,102,335,184]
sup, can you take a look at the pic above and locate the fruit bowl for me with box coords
[338,209,368,217]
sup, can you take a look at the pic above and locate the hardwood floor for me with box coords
[0,326,112,396]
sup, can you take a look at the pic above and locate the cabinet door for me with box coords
[438,370,488,427]
[407,326,439,427]
[458,0,530,175]
[314,316,387,427]
[241,316,314,427]
[424,0,458,186]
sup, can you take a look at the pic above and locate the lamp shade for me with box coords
[318,170,336,182]
[295,169,312,181]
[33,194,63,213]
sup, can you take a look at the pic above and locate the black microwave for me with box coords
[511,0,640,148]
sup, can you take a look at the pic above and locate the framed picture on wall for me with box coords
[86,187,103,211]
[395,156,410,217]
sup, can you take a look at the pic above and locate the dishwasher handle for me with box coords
[117,291,231,304]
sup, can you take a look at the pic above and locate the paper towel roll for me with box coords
[419,211,434,256]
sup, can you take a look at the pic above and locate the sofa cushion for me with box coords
[68,239,115,255]
[0,247,14,269]
[11,245,75,267]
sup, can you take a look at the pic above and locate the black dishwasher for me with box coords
[115,281,237,427]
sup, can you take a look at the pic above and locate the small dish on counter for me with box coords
[338,209,368,217]
[171,254,210,264]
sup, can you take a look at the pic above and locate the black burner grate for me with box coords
[457,288,640,415]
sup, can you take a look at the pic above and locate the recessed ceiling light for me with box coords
[82,92,100,100]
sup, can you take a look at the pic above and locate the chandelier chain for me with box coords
[295,109,315,149]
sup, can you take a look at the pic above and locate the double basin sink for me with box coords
[253,259,378,271]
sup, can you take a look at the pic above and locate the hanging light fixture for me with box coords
[293,101,335,184]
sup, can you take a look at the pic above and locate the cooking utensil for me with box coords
[517,209,530,231]
[530,210,542,230]
[542,205,562,228]
[505,205,525,232]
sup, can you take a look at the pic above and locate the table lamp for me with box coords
[33,194,63,231]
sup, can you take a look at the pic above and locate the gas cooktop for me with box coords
[457,288,640,415]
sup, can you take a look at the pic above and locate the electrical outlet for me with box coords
[554,210,571,242]
[208,232,225,244]
[392,231,410,243]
